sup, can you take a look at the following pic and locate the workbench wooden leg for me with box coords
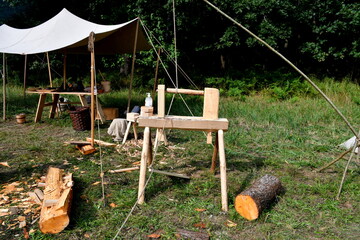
[138,127,151,204]
[210,132,219,173]
[132,123,138,141]
[122,121,132,144]
[49,94,59,119]
[35,94,47,123]
[218,129,228,212]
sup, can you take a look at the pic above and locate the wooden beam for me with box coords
[166,88,204,95]
[137,116,228,131]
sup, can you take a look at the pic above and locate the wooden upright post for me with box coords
[63,53,67,90]
[23,55,27,98]
[89,32,95,147]
[127,19,140,113]
[203,88,219,120]
[2,53,5,120]
[157,84,165,117]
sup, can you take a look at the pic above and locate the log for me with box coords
[39,167,73,234]
[235,174,282,221]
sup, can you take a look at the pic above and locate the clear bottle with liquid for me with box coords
[145,93,153,107]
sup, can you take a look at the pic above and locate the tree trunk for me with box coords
[235,174,282,221]
[39,167,73,234]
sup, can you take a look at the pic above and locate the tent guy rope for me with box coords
[202,0,359,140]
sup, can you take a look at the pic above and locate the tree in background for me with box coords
[0,0,359,89]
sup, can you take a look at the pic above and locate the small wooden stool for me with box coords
[122,113,139,144]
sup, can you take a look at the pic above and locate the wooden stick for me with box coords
[127,19,140,113]
[166,88,204,95]
[202,0,358,139]
[85,138,117,147]
[149,168,190,179]
[46,52,53,87]
[108,167,139,173]
[218,129,228,211]
[316,148,353,172]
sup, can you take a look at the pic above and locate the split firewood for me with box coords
[39,167,73,234]
[235,174,283,221]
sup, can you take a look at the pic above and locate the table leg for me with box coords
[132,123,138,141]
[49,94,59,119]
[210,131,219,173]
[34,94,47,123]
[122,121,132,144]
[218,129,228,212]
[138,127,151,204]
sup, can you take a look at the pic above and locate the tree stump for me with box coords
[39,167,73,233]
[235,174,282,221]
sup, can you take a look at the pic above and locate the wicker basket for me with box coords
[69,107,91,131]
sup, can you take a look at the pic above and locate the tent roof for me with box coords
[0,8,150,55]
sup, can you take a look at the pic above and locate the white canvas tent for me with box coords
[0,8,150,54]
[0,8,151,145]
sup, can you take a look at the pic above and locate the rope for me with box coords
[141,21,199,90]
[112,93,177,239]
[202,0,359,139]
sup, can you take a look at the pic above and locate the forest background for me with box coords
[0,0,359,97]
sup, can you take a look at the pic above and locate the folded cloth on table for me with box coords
[107,118,127,141]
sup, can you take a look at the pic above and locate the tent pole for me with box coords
[23,55,27,98]
[2,53,6,120]
[46,52,53,87]
[152,48,161,96]
[63,53,67,90]
[89,32,96,147]
[126,19,140,113]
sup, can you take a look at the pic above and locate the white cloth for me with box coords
[339,136,358,153]
[107,118,127,142]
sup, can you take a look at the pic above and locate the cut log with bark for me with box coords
[235,174,282,221]
[39,167,73,234]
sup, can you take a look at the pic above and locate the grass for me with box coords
[0,80,359,239]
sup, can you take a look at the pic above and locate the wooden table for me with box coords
[26,90,105,123]
[137,115,229,211]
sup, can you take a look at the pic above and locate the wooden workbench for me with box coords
[26,90,105,123]
[137,115,229,211]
